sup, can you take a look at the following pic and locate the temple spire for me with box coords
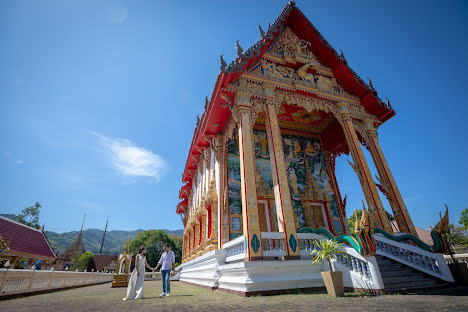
[80,214,86,233]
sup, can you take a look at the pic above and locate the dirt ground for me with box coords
[1,281,468,312]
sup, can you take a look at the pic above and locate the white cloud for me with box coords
[90,131,167,182]
[106,0,128,24]
[16,160,24,165]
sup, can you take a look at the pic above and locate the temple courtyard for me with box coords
[1,281,467,312]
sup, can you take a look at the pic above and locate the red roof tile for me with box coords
[0,216,56,260]
[390,221,433,246]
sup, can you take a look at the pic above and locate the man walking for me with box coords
[154,244,175,297]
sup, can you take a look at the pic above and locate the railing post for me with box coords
[0,269,8,293]
[47,271,53,288]
[26,271,34,290]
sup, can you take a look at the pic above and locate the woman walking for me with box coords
[122,246,154,300]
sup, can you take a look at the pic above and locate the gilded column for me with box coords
[205,148,211,197]
[200,213,207,247]
[235,92,263,261]
[214,134,228,249]
[363,120,417,235]
[338,103,393,233]
[323,151,350,234]
[207,169,218,250]
[263,90,300,259]
[188,228,192,259]
[194,221,199,251]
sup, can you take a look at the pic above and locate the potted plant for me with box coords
[310,239,347,297]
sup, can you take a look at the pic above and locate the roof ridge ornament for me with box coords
[339,49,347,63]
[236,40,244,59]
[367,77,375,90]
[385,97,393,110]
[220,54,227,71]
[258,25,265,38]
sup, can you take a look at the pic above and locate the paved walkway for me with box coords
[1,281,468,312]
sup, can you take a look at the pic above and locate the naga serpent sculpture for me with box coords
[298,205,450,256]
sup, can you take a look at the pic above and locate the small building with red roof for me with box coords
[0,216,56,269]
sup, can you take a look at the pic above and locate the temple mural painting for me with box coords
[227,137,242,240]
[228,129,278,239]
[228,129,343,236]
[282,133,342,233]
[253,129,273,190]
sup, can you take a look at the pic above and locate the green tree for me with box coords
[129,230,179,267]
[459,207,468,228]
[72,251,94,271]
[347,209,362,231]
[18,202,41,229]
[169,234,183,267]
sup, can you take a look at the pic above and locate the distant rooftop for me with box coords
[0,216,56,260]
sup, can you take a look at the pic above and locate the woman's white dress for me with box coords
[122,255,145,300]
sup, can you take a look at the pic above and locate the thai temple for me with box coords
[175,2,454,295]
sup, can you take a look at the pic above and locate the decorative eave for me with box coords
[176,198,188,214]
[178,1,395,213]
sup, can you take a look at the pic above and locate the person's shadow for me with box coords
[142,295,194,299]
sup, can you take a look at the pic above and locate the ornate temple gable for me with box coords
[229,26,359,104]
[242,58,358,103]
[264,27,330,73]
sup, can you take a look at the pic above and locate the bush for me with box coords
[72,251,94,271]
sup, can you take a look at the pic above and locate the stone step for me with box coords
[380,268,414,277]
[383,278,441,290]
[377,264,404,270]
[385,282,449,293]
[381,273,430,284]
[375,254,449,292]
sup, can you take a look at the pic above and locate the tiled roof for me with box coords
[89,255,118,271]
[390,221,433,246]
[0,216,56,260]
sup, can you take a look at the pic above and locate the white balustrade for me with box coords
[261,232,286,257]
[444,253,468,265]
[0,269,113,297]
[375,233,454,282]
[297,232,322,257]
[223,236,245,262]
[144,272,161,281]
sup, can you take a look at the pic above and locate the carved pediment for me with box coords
[247,59,355,101]
[266,27,326,68]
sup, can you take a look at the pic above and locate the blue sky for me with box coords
[1,0,467,233]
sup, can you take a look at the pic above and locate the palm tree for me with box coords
[310,239,347,272]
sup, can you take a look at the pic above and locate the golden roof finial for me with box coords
[124,234,130,255]
[354,210,360,233]
[360,200,369,229]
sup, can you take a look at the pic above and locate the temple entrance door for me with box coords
[257,200,270,232]
[304,202,327,229]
